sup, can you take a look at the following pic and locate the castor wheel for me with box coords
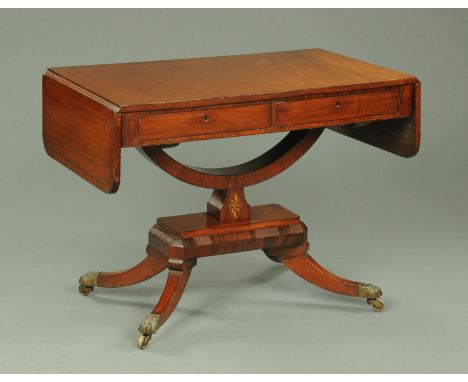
[78,271,100,296]
[367,298,385,312]
[137,334,152,350]
[79,285,94,296]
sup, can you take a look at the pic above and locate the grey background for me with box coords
[1,9,467,373]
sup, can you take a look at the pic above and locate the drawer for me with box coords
[137,103,271,143]
[275,88,400,127]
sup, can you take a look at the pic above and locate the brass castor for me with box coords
[367,298,385,312]
[137,313,160,350]
[79,285,94,296]
[359,283,384,312]
[137,334,152,350]
[78,271,100,296]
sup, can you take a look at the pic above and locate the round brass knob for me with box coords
[336,100,340,108]
[204,114,209,123]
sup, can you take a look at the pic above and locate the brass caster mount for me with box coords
[137,313,161,350]
[137,334,152,350]
[367,298,385,312]
[78,271,101,296]
[358,283,385,312]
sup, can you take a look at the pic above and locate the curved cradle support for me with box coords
[139,129,324,189]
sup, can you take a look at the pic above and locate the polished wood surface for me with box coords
[140,129,324,189]
[148,206,307,260]
[207,188,251,223]
[137,103,271,144]
[329,82,421,157]
[43,48,420,193]
[276,87,401,127]
[156,204,300,238]
[157,204,299,238]
[49,49,420,349]
[150,258,196,327]
[48,49,416,112]
[97,252,167,288]
[265,243,362,297]
[43,73,121,193]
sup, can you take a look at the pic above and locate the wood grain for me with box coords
[42,73,121,193]
[48,49,417,112]
[156,204,299,238]
[140,129,324,189]
[266,243,362,297]
[150,259,196,327]
[276,88,401,127]
[63,49,418,345]
[207,188,251,223]
[137,103,271,144]
[148,207,306,261]
[97,253,167,288]
[328,82,421,157]
[44,49,420,192]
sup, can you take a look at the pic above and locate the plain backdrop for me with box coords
[1,9,468,373]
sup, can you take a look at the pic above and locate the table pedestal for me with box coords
[79,203,383,349]
[78,130,383,350]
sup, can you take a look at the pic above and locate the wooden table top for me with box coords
[43,49,420,194]
[48,48,417,112]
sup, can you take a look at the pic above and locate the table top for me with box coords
[43,49,420,194]
[48,48,417,112]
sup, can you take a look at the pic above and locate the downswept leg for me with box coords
[79,246,167,295]
[264,242,384,311]
[137,257,197,349]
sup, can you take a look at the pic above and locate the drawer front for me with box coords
[137,103,271,143]
[276,88,400,127]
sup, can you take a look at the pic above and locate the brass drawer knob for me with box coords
[204,114,209,123]
[336,100,341,108]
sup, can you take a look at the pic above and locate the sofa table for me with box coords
[42,48,421,350]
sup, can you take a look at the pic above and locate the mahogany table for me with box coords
[43,49,421,350]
